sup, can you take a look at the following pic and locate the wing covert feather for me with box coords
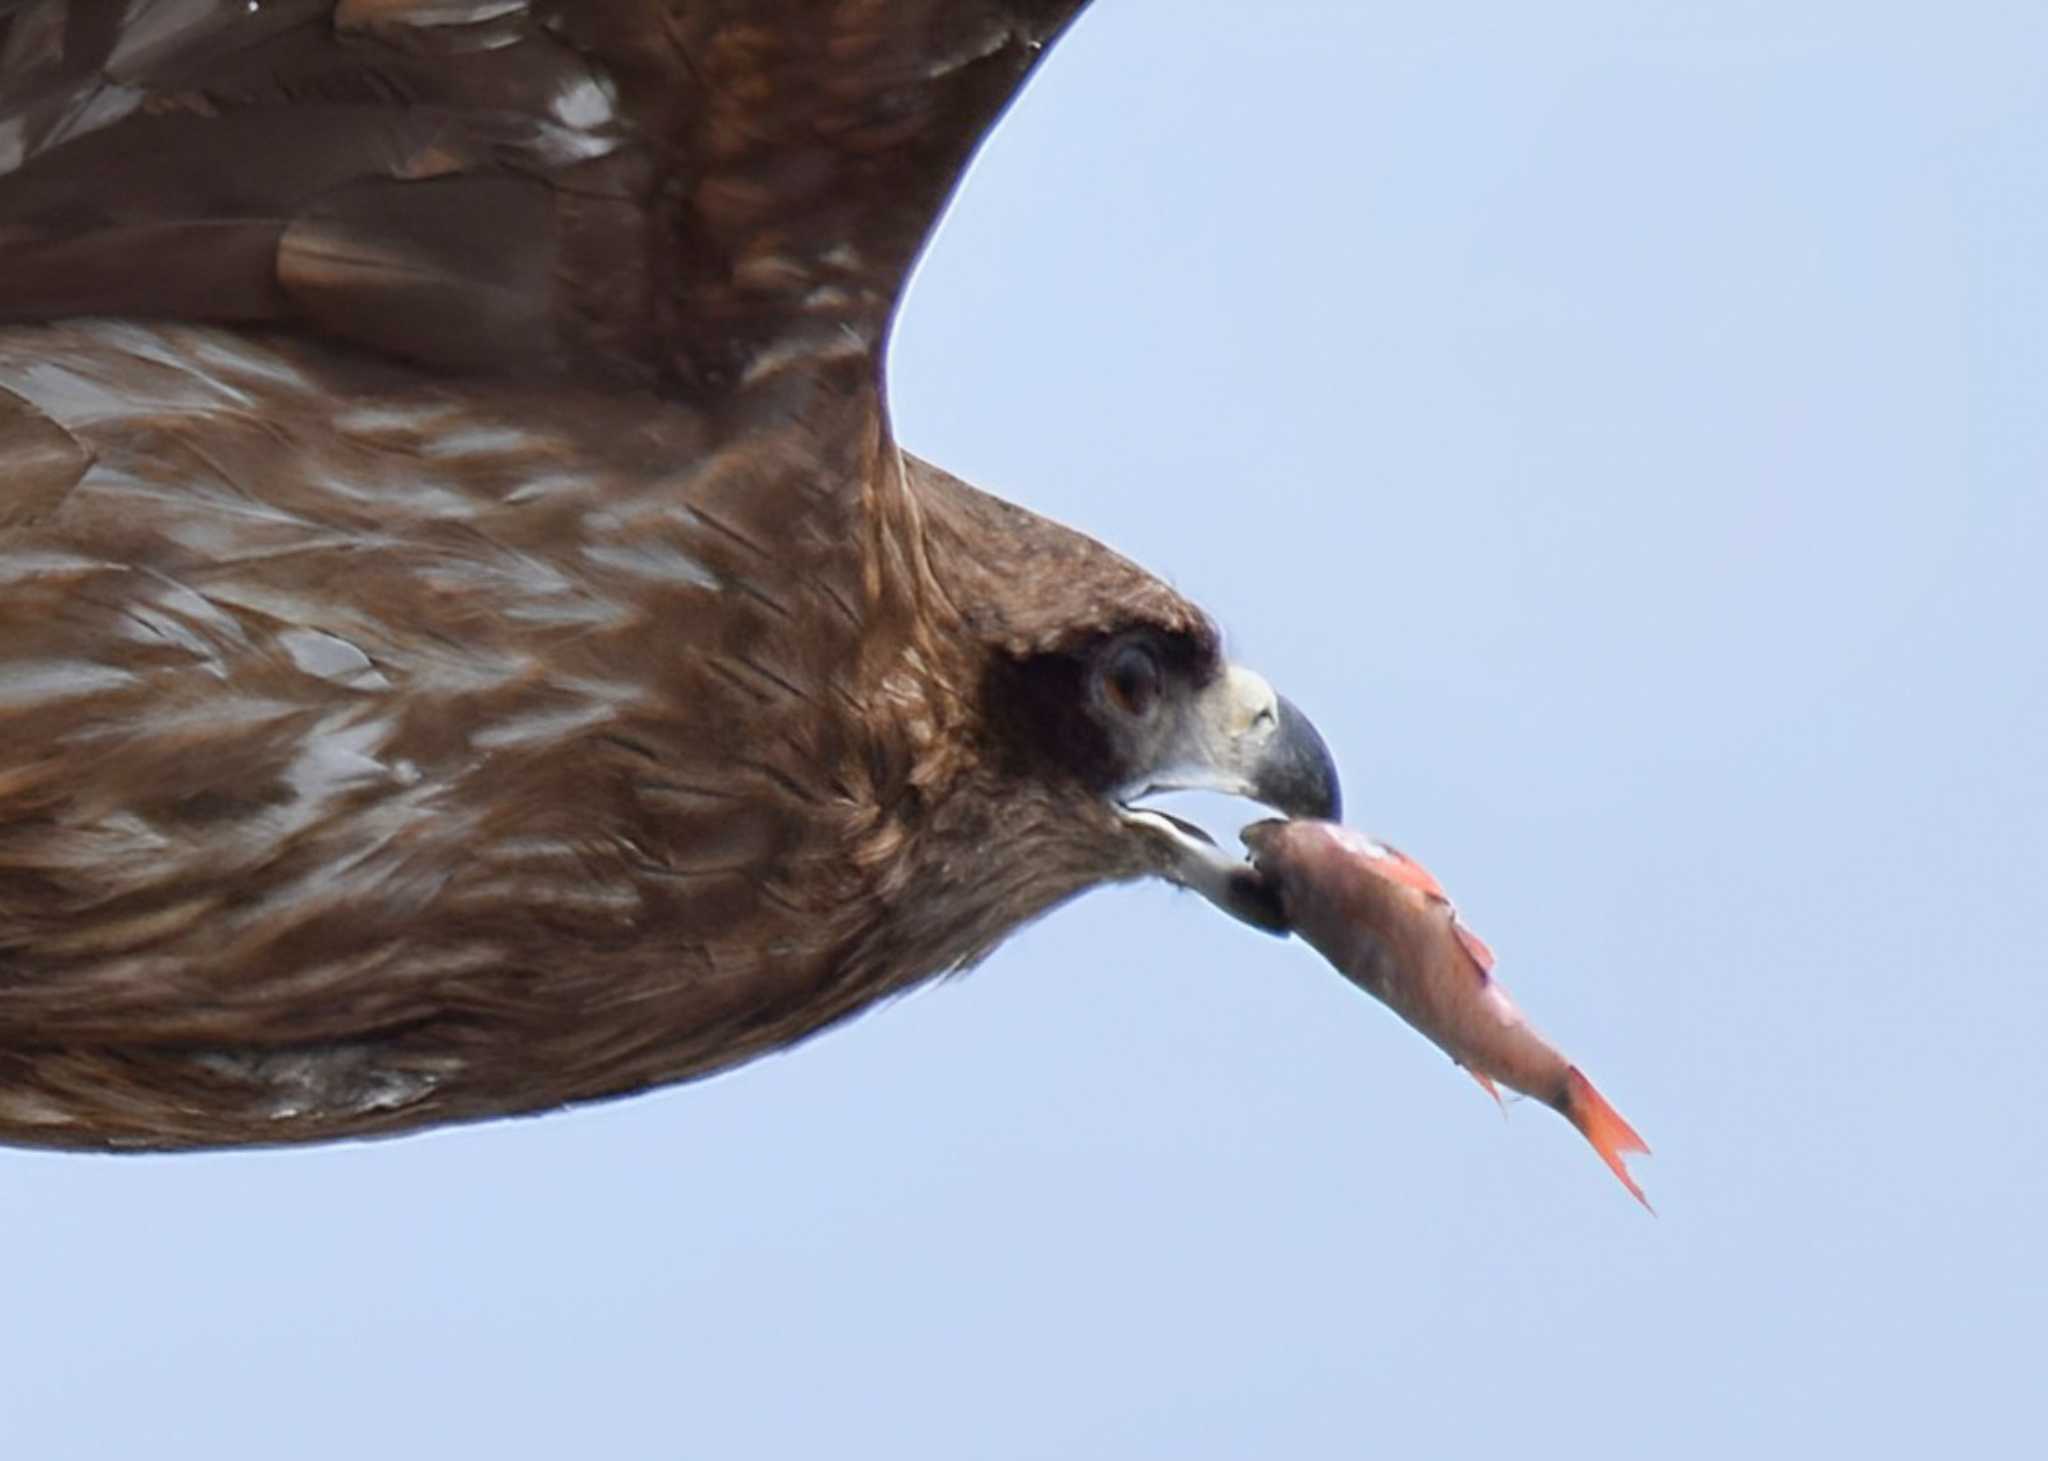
[0,0,1087,392]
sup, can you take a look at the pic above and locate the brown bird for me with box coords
[0,0,1337,1150]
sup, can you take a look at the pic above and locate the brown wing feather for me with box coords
[0,0,1090,1150]
[0,322,887,1141]
[0,0,1086,387]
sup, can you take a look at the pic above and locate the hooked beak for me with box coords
[1141,664,1341,821]
[1248,690,1344,823]
[1117,664,1340,933]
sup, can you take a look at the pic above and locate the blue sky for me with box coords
[4,3,2044,1455]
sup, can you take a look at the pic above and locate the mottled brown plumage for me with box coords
[0,0,1337,1149]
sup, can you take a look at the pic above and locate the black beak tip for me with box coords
[1260,695,1342,823]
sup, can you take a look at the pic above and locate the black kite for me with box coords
[0,0,1339,1149]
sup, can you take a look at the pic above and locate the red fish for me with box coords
[1244,820,1651,1209]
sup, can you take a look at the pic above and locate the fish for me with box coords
[1243,819,1652,1209]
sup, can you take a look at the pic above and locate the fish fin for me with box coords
[1365,847,1501,973]
[1362,843,1449,901]
[1466,1067,1506,1114]
[1561,1067,1653,1212]
[1453,922,1496,973]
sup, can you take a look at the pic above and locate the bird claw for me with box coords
[1120,807,1292,935]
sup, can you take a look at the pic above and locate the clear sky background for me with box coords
[4,2,2044,1456]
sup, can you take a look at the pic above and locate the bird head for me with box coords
[906,457,1338,936]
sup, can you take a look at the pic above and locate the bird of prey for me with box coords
[0,0,1339,1150]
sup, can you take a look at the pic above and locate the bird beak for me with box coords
[1245,686,1344,822]
[1148,664,1341,822]
[1118,664,1340,934]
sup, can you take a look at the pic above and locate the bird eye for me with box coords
[1101,641,1162,720]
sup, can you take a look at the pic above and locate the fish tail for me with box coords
[1561,1067,1653,1212]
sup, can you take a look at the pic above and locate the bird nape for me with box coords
[0,0,1339,1150]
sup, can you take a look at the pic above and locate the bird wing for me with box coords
[0,1,1087,1148]
[0,0,1085,390]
